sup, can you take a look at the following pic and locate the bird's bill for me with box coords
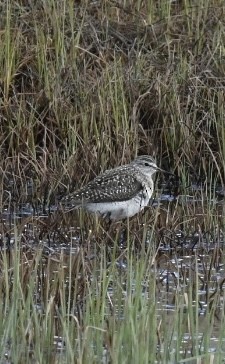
[157,166,174,175]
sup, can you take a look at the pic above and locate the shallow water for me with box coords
[1,184,225,362]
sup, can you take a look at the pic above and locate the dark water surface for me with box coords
[1,185,225,362]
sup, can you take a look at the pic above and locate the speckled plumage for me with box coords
[61,155,161,221]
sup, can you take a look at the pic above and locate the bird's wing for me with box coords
[66,167,144,204]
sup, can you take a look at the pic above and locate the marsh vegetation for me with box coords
[0,0,225,362]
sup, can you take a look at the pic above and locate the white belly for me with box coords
[84,189,152,221]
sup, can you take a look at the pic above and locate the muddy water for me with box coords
[1,185,225,360]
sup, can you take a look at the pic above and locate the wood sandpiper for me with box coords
[61,155,169,221]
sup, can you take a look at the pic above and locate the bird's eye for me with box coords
[145,163,149,166]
